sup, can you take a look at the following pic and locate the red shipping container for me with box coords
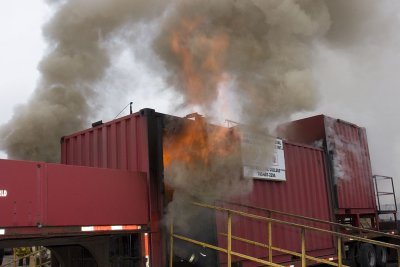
[217,141,335,266]
[61,111,149,172]
[61,108,166,267]
[279,115,377,224]
[0,159,149,229]
[62,111,374,265]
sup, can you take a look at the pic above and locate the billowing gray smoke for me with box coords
[156,1,331,204]
[2,0,333,264]
[157,1,332,262]
[155,0,330,127]
[0,0,167,162]
[0,0,331,167]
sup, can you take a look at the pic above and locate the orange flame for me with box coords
[164,17,235,170]
[163,119,238,169]
[169,17,229,105]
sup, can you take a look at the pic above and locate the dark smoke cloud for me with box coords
[154,0,331,129]
[3,0,385,264]
[0,0,167,162]
[1,0,331,161]
[156,2,333,262]
[153,4,332,228]
[1,0,333,244]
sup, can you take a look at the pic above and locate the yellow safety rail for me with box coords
[221,200,400,240]
[1,247,50,267]
[169,202,400,267]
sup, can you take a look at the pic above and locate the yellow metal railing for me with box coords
[169,202,400,267]
[221,201,400,239]
[1,247,50,267]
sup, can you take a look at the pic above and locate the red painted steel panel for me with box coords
[217,142,334,265]
[0,160,149,228]
[46,164,149,226]
[279,115,376,212]
[0,159,42,227]
[279,115,326,144]
[61,112,149,173]
[61,109,166,267]
[325,117,376,210]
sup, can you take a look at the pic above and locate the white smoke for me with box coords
[325,119,363,183]
[294,0,400,202]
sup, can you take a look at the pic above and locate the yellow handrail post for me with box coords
[268,211,273,263]
[301,228,306,267]
[227,212,232,267]
[337,236,342,267]
[397,248,400,267]
[189,201,400,267]
[13,248,16,267]
[170,222,174,267]
[39,247,42,267]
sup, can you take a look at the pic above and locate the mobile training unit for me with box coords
[0,108,399,267]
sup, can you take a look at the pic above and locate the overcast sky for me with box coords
[307,2,400,201]
[0,1,46,157]
[0,1,47,126]
[2,1,400,198]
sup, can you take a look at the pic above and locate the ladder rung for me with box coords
[377,192,396,195]
[378,210,397,214]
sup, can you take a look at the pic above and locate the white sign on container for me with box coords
[242,135,286,181]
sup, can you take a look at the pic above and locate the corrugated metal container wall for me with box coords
[325,117,376,210]
[60,109,166,267]
[217,142,335,266]
[61,112,149,172]
[279,115,376,212]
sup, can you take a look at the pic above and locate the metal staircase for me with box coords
[168,201,400,267]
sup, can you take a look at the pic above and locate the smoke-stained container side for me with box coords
[60,108,166,267]
[217,142,335,266]
[326,118,375,211]
[280,115,377,225]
